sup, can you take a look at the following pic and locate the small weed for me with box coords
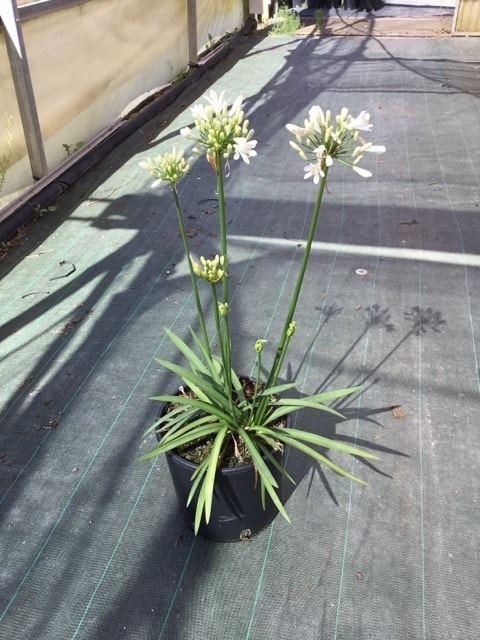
[0,114,13,194]
[315,9,324,30]
[62,141,84,157]
[30,203,57,216]
[174,68,189,83]
[271,5,301,36]
[206,33,215,50]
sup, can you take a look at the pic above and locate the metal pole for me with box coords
[0,0,48,180]
[187,0,198,67]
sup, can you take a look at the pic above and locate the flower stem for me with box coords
[211,285,228,373]
[211,284,238,418]
[215,152,233,395]
[249,350,263,425]
[257,170,329,421]
[172,185,211,358]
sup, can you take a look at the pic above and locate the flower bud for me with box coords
[218,302,229,317]
[287,321,297,337]
[254,339,267,353]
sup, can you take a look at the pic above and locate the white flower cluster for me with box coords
[180,90,257,167]
[286,106,385,182]
[139,97,385,190]
[139,147,190,187]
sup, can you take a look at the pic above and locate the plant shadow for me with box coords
[276,304,446,509]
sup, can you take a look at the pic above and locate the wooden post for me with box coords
[187,0,198,67]
[0,0,48,180]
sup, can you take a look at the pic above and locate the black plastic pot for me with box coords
[157,391,286,542]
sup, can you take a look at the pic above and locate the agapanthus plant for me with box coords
[140,90,385,534]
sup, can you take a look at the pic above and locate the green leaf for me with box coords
[254,426,372,484]
[239,428,292,522]
[189,329,224,384]
[263,404,300,424]
[151,392,235,427]
[154,358,233,413]
[258,381,298,397]
[238,427,279,489]
[139,420,224,462]
[164,327,208,375]
[261,476,291,523]
[271,426,378,459]
[158,422,223,452]
[305,385,362,403]
[143,400,197,435]
[201,426,228,524]
[229,368,247,406]
[187,457,208,501]
[274,397,346,419]
[187,459,209,534]
[267,385,362,422]
[257,441,295,485]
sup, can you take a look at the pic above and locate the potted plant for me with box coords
[139,91,385,540]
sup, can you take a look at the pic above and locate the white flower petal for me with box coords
[286,123,308,137]
[348,110,372,131]
[313,144,326,158]
[191,104,208,121]
[233,137,257,163]
[308,105,327,130]
[351,165,372,178]
[205,89,226,114]
[229,95,243,116]
[303,161,325,183]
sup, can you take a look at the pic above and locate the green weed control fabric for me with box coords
[1,33,479,640]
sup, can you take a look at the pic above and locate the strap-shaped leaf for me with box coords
[271,426,378,459]
[237,427,279,489]
[187,458,210,534]
[260,475,291,523]
[143,400,197,435]
[239,428,292,522]
[164,327,208,374]
[188,457,209,500]
[257,442,295,485]
[230,368,244,392]
[158,413,216,443]
[257,381,298,397]
[138,423,221,461]
[149,391,233,425]
[304,385,362,403]
[273,397,346,419]
[189,329,224,384]
[200,426,229,524]
[154,358,234,412]
[159,422,223,452]
[255,427,370,484]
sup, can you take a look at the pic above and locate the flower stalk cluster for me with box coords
[190,254,226,284]
[180,90,257,169]
[287,106,385,182]
[140,90,385,533]
[140,94,385,409]
[139,147,190,187]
